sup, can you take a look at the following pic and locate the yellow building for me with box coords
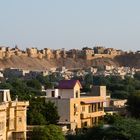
[46,80,105,131]
[0,89,29,140]
[90,85,110,107]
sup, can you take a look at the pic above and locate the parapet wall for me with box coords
[0,46,123,60]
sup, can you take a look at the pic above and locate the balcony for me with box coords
[81,111,105,119]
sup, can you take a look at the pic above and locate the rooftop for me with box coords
[58,80,82,89]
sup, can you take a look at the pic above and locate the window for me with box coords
[84,122,87,127]
[19,117,22,123]
[88,106,91,113]
[92,117,96,125]
[51,91,55,97]
[92,104,96,112]
[98,103,100,108]
[6,119,9,127]
[81,121,88,127]
[98,102,103,111]
[82,106,85,112]
[74,104,78,115]
[0,92,3,102]
[75,91,79,98]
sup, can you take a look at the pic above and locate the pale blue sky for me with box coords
[0,0,140,51]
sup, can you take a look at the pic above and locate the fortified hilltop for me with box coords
[0,46,139,69]
[0,46,124,60]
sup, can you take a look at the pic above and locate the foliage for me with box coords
[104,114,121,124]
[0,77,60,125]
[66,116,140,140]
[27,98,46,125]
[27,98,59,125]
[36,75,54,88]
[104,117,140,140]
[36,75,49,85]
[0,78,34,100]
[0,76,53,100]
[78,75,140,99]
[126,92,140,118]
[0,82,13,90]
[28,112,46,125]
[26,79,42,90]
[31,125,65,140]
[134,72,140,81]
[111,90,129,99]
[2,72,140,101]
[44,101,60,124]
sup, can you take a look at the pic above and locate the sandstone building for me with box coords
[46,80,105,131]
[0,89,29,140]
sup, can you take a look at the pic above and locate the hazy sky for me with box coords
[0,0,140,51]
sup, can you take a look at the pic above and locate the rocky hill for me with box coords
[0,53,139,70]
[114,53,140,69]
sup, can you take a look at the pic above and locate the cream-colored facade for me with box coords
[46,80,105,131]
[0,90,29,140]
[110,99,127,108]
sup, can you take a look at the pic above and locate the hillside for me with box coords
[0,54,139,70]
[114,53,140,68]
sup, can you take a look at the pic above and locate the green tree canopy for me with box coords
[126,92,140,118]
[44,101,60,124]
[26,79,42,90]
[27,98,59,125]
[67,116,140,140]
[31,125,65,140]
[134,72,140,81]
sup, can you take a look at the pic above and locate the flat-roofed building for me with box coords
[0,89,29,140]
[110,99,127,108]
[90,86,110,107]
[46,80,105,131]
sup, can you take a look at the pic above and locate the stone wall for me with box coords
[0,46,123,60]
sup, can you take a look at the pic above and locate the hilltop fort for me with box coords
[0,46,139,70]
[0,46,125,60]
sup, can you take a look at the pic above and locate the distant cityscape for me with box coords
[1,0,140,139]
[0,45,140,140]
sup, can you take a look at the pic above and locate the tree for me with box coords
[27,98,47,125]
[126,92,140,118]
[67,116,140,140]
[104,114,120,124]
[28,112,46,125]
[111,90,129,99]
[105,116,140,140]
[44,101,60,124]
[27,98,59,125]
[84,74,93,85]
[0,82,13,90]
[134,72,140,81]
[26,79,42,90]
[36,75,53,86]
[92,76,109,86]
[0,78,34,100]
[31,125,65,140]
